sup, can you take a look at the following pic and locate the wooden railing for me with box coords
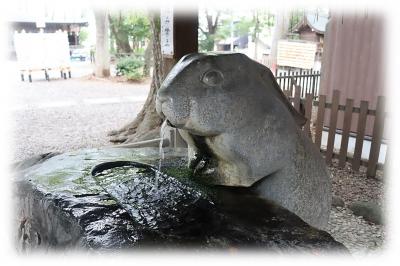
[276,70,321,98]
[283,84,387,178]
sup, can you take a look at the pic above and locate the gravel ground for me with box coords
[327,207,384,255]
[12,76,151,162]
[326,159,385,255]
[12,103,143,161]
[328,159,384,207]
[309,107,385,255]
[11,76,386,255]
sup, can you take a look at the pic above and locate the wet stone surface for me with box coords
[13,147,347,253]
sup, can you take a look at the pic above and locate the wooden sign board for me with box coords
[277,40,317,69]
[36,20,45,28]
[160,7,174,57]
[14,31,70,70]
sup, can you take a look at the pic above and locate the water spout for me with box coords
[156,120,168,188]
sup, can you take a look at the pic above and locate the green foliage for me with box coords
[116,56,145,81]
[134,47,145,56]
[125,69,144,81]
[109,11,151,53]
[109,36,116,53]
[216,16,254,40]
[164,166,216,198]
[235,18,254,36]
[198,34,215,51]
[124,13,150,45]
[79,28,89,43]
[289,9,305,33]
[198,9,275,52]
[253,10,275,35]
[213,18,230,40]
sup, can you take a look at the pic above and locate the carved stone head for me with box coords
[156,53,331,230]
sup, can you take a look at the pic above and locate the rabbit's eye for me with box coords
[202,70,224,87]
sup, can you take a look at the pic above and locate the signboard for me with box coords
[14,31,70,70]
[160,7,174,57]
[277,40,317,69]
[36,20,45,28]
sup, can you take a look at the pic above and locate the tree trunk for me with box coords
[94,9,111,77]
[143,36,153,77]
[108,12,163,143]
[253,11,260,60]
[117,34,133,54]
[110,25,132,53]
[108,14,133,54]
[203,10,220,51]
[270,10,290,69]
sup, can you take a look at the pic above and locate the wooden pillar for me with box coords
[161,8,198,76]
[160,8,198,148]
[320,12,384,135]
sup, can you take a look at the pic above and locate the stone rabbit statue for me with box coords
[156,53,331,229]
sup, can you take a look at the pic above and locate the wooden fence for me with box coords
[276,70,321,98]
[284,84,387,178]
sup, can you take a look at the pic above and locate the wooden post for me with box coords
[338,98,354,168]
[304,93,313,137]
[314,95,326,149]
[160,8,198,148]
[293,84,301,112]
[306,70,310,93]
[284,90,291,98]
[352,100,369,171]
[283,72,287,90]
[311,71,317,96]
[278,72,282,87]
[161,8,198,75]
[325,90,340,164]
[367,96,385,177]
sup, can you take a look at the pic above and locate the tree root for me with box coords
[108,11,164,145]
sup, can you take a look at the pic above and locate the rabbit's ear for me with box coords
[256,63,307,127]
[179,53,209,63]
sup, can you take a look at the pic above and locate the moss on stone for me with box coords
[164,167,193,179]
[73,166,92,185]
[163,166,217,199]
[100,199,118,206]
[47,173,67,186]
[35,171,70,187]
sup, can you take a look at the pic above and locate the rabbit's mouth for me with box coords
[165,118,187,129]
[166,119,175,128]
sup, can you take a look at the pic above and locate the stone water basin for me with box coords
[13,147,347,253]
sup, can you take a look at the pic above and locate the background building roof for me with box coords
[306,13,329,34]
[294,12,329,34]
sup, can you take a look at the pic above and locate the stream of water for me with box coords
[156,120,168,188]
